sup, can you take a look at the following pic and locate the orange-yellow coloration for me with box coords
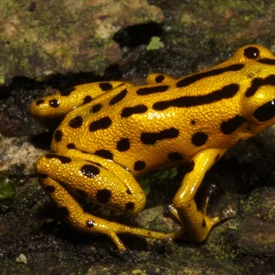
[30,45,275,250]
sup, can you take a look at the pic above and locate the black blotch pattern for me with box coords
[191,132,208,146]
[94,149,113,160]
[96,189,112,204]
[54,130,62,142]
[140,128,179,145]
[67,143,76,149]
[36,99,44,105]
[136,85,169,95]
[155,75,165,83]
[109,89,128,105]
[153,84,239,110]
[83,95,92,104]
[121,105,148,118]
[60,87,75,96]
[49,99,59,108]
[176,64,244,88]
[220,115,245,135]
[81,164,100,178]
[89,117,112,131]
[90,104,102,113]
[116,138,130,151]
[68,116,83,128]
[258,58,275,65]
[245,75,275,97]
[134,160,146,171]
[168,152,183,161]
[46,154,72,164]
[99,82,113,91]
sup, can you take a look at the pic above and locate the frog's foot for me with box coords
[165,214,221,242]
[167,202,235,242]
[40,175,167,250]
[77,212,167,251]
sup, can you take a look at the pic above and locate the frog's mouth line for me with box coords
[253,100,275,122]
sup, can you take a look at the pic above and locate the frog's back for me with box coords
[52,44,275,174]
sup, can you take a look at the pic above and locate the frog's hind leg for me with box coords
[37,153,167,250]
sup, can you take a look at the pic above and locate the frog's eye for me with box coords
[244,47,260,59]
[253,100,275,122]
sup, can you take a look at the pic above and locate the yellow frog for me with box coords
[30,45,275,250]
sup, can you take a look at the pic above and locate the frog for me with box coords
[30,45,275,250]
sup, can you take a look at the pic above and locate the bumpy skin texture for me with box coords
[30,45,275,250]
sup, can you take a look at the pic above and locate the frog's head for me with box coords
[233,45,275,135]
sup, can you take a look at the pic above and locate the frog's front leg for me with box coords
[36,152,167,250]
[170,148,228,242]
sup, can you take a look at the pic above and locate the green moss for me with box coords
[0,174,15,200]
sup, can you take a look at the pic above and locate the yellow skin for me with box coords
[30,45,275,250]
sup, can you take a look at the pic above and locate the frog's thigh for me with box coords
[37,154,146,214]
[172,148,227,242]
[37,154,167,250]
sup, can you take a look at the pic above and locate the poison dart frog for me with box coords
[30,45,275,250]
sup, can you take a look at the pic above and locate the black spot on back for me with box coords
[136,85,169,95]
[134,160,146,171]
[99,82,113,91]
[155,75,165,83]
[191,132,208,146]
[140,128,179,145]
[90,104,102,113]
[94,149,113,160]
[54,130,62,142]
[96,189,111,204]
[46,154,72,164]
[67,143,76,149]
[68,116,83,128]
[36,99,44,105]
[60,87,75,96]
[121,105,148,118]
[176,64,244,88]
[168,152,183,161]
[81,164,100,178]
[89,117,112,131]
[116,138,130,152]
[245,75,275,97]
[153,84,239,110]
[109,89,128,105]
[220,115,245,135]
[83,95,92,104]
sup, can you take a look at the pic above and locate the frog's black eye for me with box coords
[253,100,275,122]
[244,47,260,59]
